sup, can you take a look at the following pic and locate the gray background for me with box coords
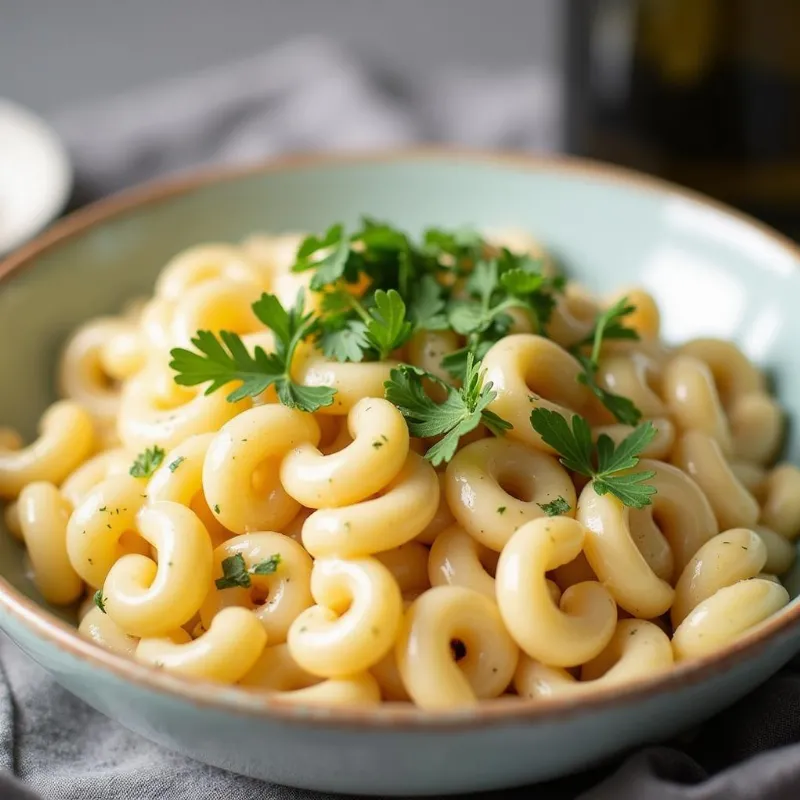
[1,0,561,116]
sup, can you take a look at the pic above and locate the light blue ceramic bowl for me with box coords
[2,151,800,796]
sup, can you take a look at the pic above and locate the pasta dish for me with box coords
[0,221,794,710]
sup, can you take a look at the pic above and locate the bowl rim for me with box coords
[2,146,800,730]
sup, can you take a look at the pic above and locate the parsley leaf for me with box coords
[529,409,595,474]
[215,554,251,589]
[595,421,657,474]
[319,318,370,362]
[363,289,413,360]
[215,552,282,589]
[169,291,337,412]
[499,268,544,296]
[441,250,561,379]
[592,470,657,508]
[529,408,657,508]
[291,224,355,290]
[440,340,497,381]
[577,296,640,358]
[572,297,643,425]
[129,446,166,478]
[575,353,643,427]
[317,288,412,362]
[93,589,107,614]
[251,554,282,575]
[537,496,572,516]
[168,456,186,473]
[168,329,281,402]
[422,226,483,267]
[384,353,512,466]
[408,274,449,331]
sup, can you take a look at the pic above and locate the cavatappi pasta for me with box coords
[1,222,795,711]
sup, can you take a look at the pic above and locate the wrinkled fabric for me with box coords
[2,35,799,800]
[53,36,561,203]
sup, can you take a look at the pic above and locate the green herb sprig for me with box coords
[169,291,336,412]
[319,288,413,362]
[530,408,656,508]
[129,446,166,479]
[441,250,564,379]
[215,553,282,590]
[572,297,642,425]
[537,496,572,516]
[93,589,107,614]
[384,353,512,466]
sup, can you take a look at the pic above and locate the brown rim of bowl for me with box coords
[2,147,800,731]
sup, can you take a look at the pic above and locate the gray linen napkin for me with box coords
[3,35,799,800]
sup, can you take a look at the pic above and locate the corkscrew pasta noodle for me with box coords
[445,438,576,551]
[202,404,321,534]
[662,355,733,455]
[102,501,214,637]
[0,401,95,499]
[481,334,596,450]
[287,556,403,677]
[300,452,439,558]
[18,482,83,605]
[495,517,617,667]
[240,643,321,692]
[396,586,519,710]
[118,365,250,452]
[514,620,673,699]
[200,532,313,643]
[1,224,795,710]
[280,397,409,508]
[577,484,676,619]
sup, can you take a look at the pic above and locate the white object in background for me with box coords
[0,99,72,256]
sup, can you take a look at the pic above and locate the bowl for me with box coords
[2,150,800,796]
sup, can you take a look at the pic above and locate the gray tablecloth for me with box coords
[3,36,800,800]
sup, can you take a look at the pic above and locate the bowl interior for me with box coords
[2,153,800,616]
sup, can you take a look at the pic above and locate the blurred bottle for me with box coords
[565,0,800,238]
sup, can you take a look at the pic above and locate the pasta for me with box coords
[0,222,795,710]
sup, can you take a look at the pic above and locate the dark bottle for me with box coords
[564,0,800,238]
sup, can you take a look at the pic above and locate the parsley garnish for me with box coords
[215,553,282,589]
[576,356,643,427]
[537,496,572,516]
[291,221,562,379]
[319,317,370,363]
[291,223,353,290]
[572,297,642,425]
[384,353,512,466]
[529,408,656,508]
[168,456,186,473]
[442,249,562,379]
[360,289,413,359]
[129,446,166,478]
[407,275,449,331]
[576,296,640,353]
[93,589,107,614]
[422,226,484,266]
[320,288,413,362]
[293,219,434,297]
[251,554,282,575]
[169,291,336,412]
